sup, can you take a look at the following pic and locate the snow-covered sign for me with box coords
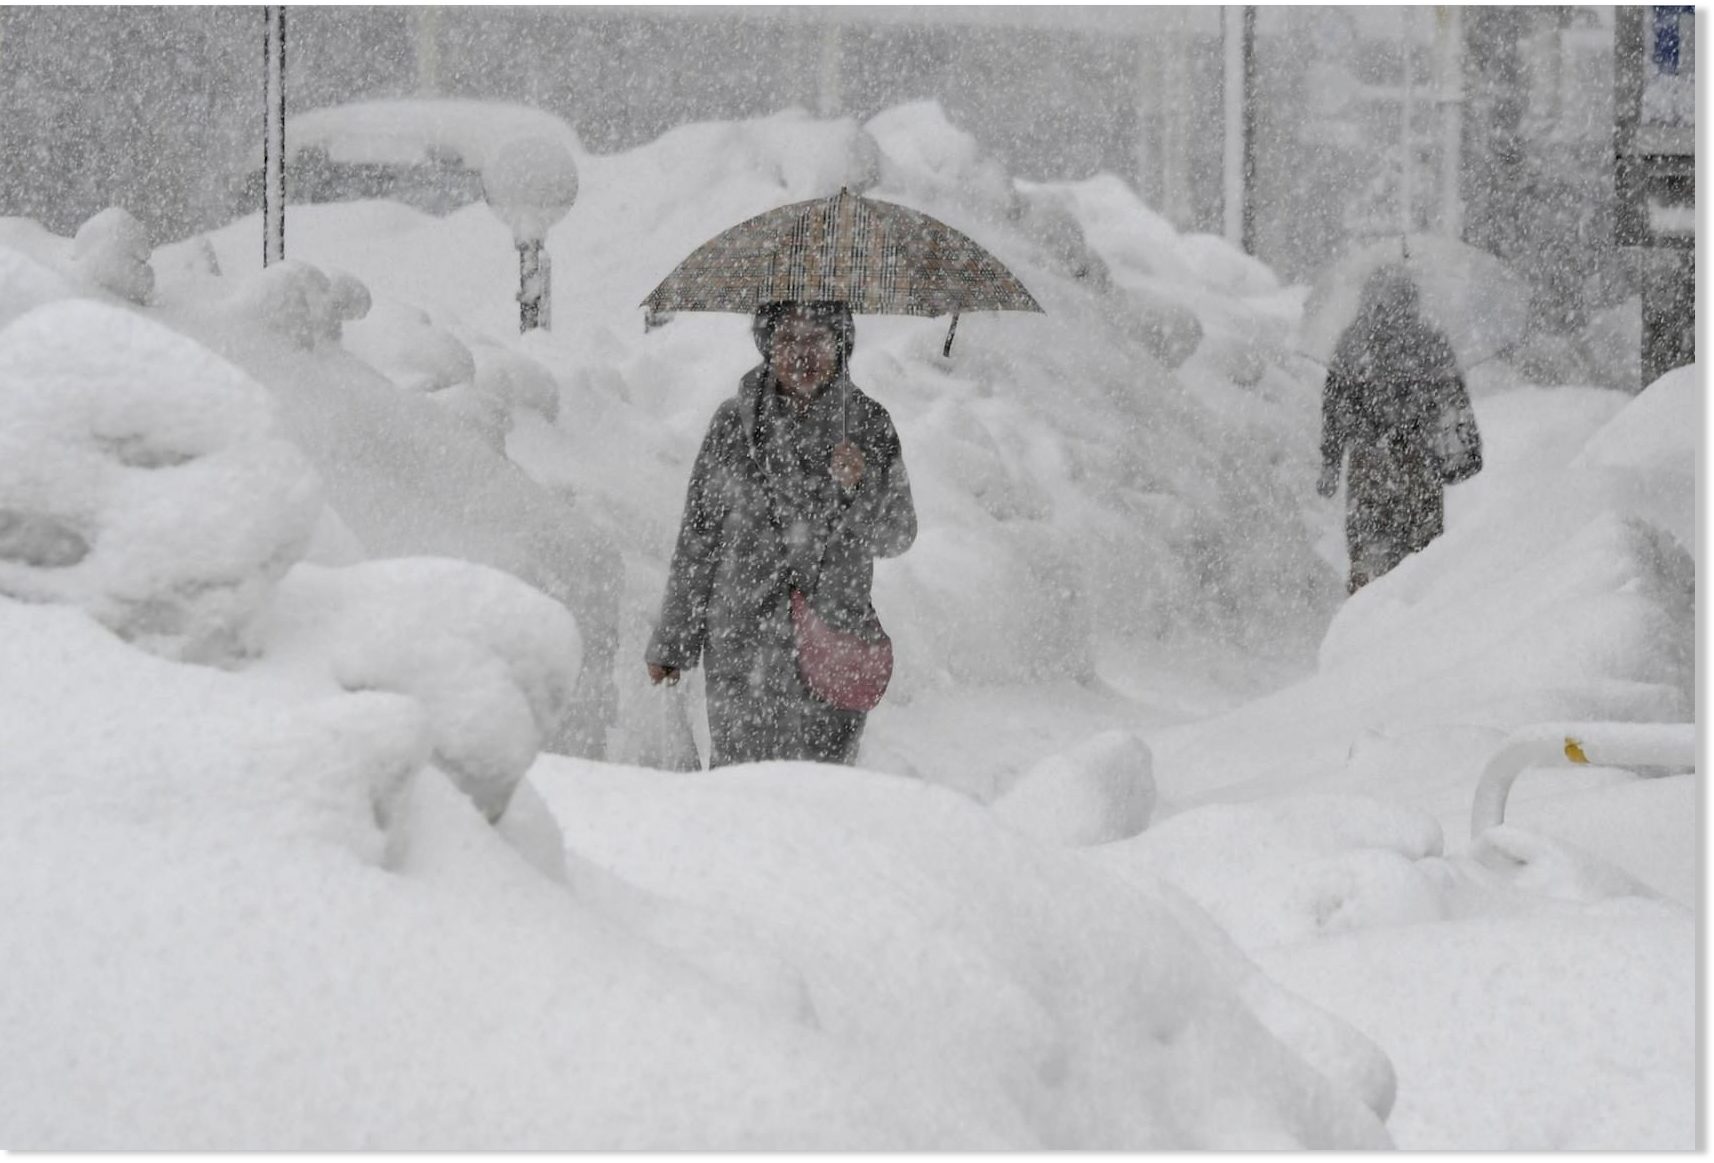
[481,136,580,245]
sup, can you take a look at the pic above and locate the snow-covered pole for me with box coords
[1470,722,1697,840]
[518,241,548,331]
[482,136,578,334]
[262,5,286,267]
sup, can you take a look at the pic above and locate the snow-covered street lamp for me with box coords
[481,135,579,333]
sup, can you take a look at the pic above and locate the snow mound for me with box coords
[258,559,583,821]
[471,337,561,420]
[70,207,155,305]
[535,757,1392,1149]
[867,101,1014,219]
[991,728,1155,845]
[0,244,78,329]
[1260,901,1694,1149]
[342,297,475,393]
[340,297,513,447]
[0,300,322,662]
[1149,383,1695,814]
[148,271,620,758]
[1102,794,1448,952]
[0,599,1007,1150]
[226,259,371,350]
[1576,363,1698,470]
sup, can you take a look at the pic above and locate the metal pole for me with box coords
[518,240,549,332]
[263,5,286,267]
[1470,722,1696,839]
[1240,5,1257,255]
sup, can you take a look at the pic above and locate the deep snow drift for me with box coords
[0,298,1391,1148]
[0,101,1696,1149]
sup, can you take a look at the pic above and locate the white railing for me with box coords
[1470,721,1698,840]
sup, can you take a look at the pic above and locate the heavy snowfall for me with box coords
[0,7,1698,1153]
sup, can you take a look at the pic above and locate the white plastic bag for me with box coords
[633,682,702,771]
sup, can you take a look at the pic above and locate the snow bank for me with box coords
[533,756,1392,1148]
[0,599,997,1149]
[1100,788,1694,1149]
[149,260,620,757]
[0,300,321,662]
[1148,380,1695,818]
[0,244,79,329]
[1260,900,1695,1149]
[2,206,166,321]
[991,728,1156,845]
[258,559,583,821]
[225,259,371,350]
[70,207,155,305]
[1101,794,1448,952]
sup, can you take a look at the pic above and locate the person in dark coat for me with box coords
[645,300,917,767]
[1317,266,1481,594]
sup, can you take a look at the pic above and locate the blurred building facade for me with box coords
[0,6,1672,386]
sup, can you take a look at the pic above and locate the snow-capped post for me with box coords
[482,135,579,333]
[262,5,286,267]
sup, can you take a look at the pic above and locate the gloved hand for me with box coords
[1315,463,1340,498]
[647,663,681,686]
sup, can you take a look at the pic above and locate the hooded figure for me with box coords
[1318,266,1480,594]
[645,300,917,767]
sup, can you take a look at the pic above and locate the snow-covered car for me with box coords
[234,97,583,218]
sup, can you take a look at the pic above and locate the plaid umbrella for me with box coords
[642,188,1041,352]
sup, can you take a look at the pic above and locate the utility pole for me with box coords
[1221,5,1256,252]
[262,5,285,267]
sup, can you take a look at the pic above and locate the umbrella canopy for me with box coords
[1297,233,1531,370]
[641,188,1042,318]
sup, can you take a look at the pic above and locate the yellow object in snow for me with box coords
[1564,738,1590,765]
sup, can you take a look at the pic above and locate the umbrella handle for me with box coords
[942,313,960,358]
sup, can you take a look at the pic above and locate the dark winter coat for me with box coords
[646,365,916,766]
[1321,272,1479,590]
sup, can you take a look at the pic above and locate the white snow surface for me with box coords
[266,96,585,171]
[0,103,1697,1149]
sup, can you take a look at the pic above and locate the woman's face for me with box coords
[771,317,839,400]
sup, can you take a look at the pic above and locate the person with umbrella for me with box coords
[1316,264,1483,594]
[640,188,1040,767]
[644,298,916,766]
